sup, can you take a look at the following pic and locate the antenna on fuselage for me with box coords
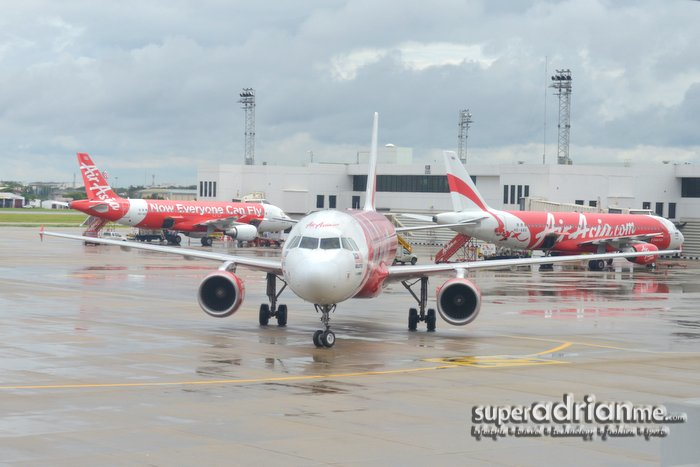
[363,112,379,212]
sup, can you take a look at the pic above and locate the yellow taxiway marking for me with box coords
[0,343,573,391]
[424,342,572,368]
[497,334,700,354]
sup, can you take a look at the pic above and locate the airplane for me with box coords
[69,153,295,246]
[42,114,680,348]
[428,151,684,271]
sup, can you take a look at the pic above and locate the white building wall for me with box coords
[198,162,699,220]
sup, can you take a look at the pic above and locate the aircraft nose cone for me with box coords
[285,252,358,304]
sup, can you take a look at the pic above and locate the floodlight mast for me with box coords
[457,109,473,164]
[550,69,573,165]
[239,88,256,165]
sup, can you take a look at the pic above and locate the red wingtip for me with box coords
[39,225,44,242]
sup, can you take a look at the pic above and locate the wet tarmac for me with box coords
[1,227,699,466]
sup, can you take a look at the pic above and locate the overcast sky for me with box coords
[1,0,699,186]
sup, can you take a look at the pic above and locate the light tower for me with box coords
[550,69,572,165]
[239,88,256,165]
[457,109,473,164]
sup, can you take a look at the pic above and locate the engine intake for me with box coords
[197,271,245,318]
[436,278,481,326]
[624,243,659,265]
[226,224,258,241]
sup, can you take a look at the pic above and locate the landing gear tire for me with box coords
[259,304,270,326]
[321,330,336,348]
[426,309,437,332]
[166,234,181,245]
[408,308,418,331]
[313,330,324,348]
[588,259,605,271]
[276,304,288,327]
[201,237,213,247]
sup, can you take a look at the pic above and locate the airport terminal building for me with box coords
[198,155,700,254]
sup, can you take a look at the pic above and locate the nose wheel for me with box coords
[313,304,336,347]
[313,329,335,348]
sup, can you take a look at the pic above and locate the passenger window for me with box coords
[287,236,301,249]
[299,236,319,249]
[320,237,341,250]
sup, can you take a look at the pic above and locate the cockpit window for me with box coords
[342,237,359,251]
[299,236,319,249]
[287,236,301,249]
[320,237,341,250]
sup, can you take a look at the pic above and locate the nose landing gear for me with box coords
[313,304,337,348]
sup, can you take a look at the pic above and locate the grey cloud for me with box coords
[1,0,699,185]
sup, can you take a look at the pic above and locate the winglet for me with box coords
[443,150,490,213]
[77,153,120,201]
[363,112,379,212]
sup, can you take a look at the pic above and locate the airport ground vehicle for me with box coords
[101,231,127,241]
[394,247,418,265]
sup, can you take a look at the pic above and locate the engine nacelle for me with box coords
[225,224,258,241]
[624,243,659,265]
[197,271,245,318]
[436,278,481,326]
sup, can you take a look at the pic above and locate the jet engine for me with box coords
[436,278,481,326]
[624,243,659,265]
[197,271,245,318]
[225,224,258,241]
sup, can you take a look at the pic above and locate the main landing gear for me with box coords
[201,236,214,247]
[312,304,336,348]
[401,277,436,332]
[258,273,289,327]
[164,231,181,245]
[588,258,613,271]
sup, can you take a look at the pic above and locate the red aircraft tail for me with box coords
[77,153,120,201]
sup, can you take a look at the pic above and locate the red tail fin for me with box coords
[77,153,119,201]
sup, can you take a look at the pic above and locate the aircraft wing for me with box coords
[41,231,283,275]
[395,216,488,233]
[195,216,255,230]
[195,215,296,230]
[399,213,434,222]
[396,214,488,232]
[396,222,475,233]
[576,233,663,248]
[385,249,680,281]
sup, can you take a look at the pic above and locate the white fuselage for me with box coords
[281,210,397,305]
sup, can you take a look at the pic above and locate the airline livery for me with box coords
[432,152,684,270]
[43,115,679,347]
[70,153,294,246]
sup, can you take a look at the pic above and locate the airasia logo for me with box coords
[305,221,340,229]
[81,162,120,210]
